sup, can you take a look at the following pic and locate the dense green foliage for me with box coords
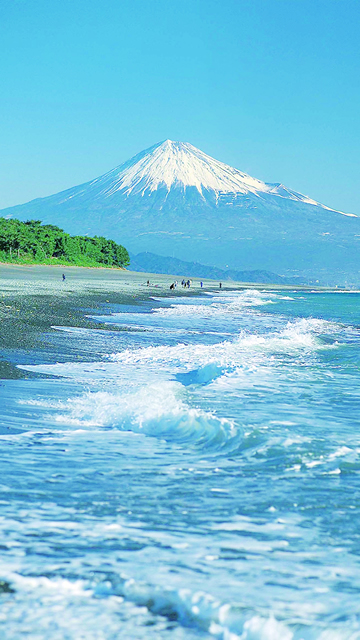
[0,218,130,268]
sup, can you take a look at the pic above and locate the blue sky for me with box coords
[0,0,359,214]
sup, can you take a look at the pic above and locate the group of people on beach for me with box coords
[145,278,222,290]
[170,279,193,290]
[146,278,220,290]
[169,279,222,290]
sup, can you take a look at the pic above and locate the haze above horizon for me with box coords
[0,0,359,216]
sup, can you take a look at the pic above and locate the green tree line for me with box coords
[0,218,130,268]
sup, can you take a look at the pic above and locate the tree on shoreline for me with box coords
[0,218,130,267]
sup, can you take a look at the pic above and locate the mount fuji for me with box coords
[1,140,359,283]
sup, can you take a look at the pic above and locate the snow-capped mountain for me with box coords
[68,140,320,203]
[1,140,359,282]
[44,139,338,207]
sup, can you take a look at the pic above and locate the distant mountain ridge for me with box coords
[129,252,306,285]
[1,140,359,284]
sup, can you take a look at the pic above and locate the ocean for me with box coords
[1,288,360,639]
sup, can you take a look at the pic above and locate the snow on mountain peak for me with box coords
[89,139,273,198]
[68,139,350,214]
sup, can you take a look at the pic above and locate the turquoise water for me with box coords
[1,289,360,639]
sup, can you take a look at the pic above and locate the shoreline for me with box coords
[0,264,210,380]
[0,263,330,381]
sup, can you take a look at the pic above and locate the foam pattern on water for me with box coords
[2,289,360,639]
[22,382,241,451]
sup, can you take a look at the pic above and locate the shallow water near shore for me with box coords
[1,288,360,639]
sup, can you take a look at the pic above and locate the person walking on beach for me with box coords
[200,281,203,288]
[219,282,222,289]
[62,273,66,281]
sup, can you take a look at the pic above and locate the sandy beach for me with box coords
[0,264,230,379]
[0,263,319,380]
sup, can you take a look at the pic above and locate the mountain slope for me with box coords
[129,252,305,285]
[1,140,359,283]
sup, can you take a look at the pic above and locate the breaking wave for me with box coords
[18,381,241,452]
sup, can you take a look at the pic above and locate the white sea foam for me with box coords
[10,569,359,639]
[152,290,278,315]
[15,313,339,454]
[18,314,340,436]
[18,381,241,451]
[20,315,335,384]
[94,291,280,329]
[4,289,360,640]
[113,575,294,640]
[108,317,337,371]
[6,571,292,640]
[12,574,90,597]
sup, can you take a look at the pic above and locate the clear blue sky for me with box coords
[1,0,359,214]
